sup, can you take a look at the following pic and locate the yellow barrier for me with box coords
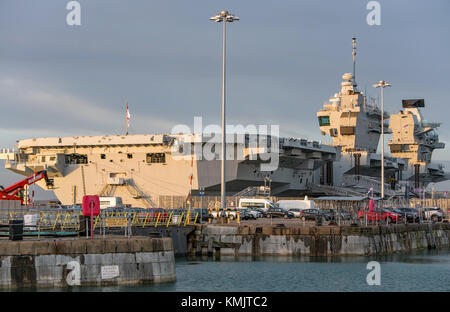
[52,212,61,231]
[94,216,100,229]
[39,213,46,225]
[179,212,184,226]
[131,212,137,225]
[184,211,190,226]
[61,213,69,231]
[194,213,198,224]
[143,213,149,228]
[154,213,161,227]
[166,212,173,227]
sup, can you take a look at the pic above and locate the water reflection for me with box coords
[185,247,450,265]
[13,247,450,292]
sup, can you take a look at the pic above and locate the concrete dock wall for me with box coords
[188,223,450,257]
[0,237,176,289]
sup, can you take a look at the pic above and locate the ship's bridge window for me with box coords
[127,153,133,159]
[65,153,88,164]
[146,153,166,163]
[318,116,330,126]
[100,154,106,159]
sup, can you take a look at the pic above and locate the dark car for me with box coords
[384,208,410,223]
[266,207,294,219]
[396,207,420,223]
[299,208,321,221]
[319,209,336,221]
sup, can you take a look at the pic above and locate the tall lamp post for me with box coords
[209,10,239,209]
[373,80,391,199]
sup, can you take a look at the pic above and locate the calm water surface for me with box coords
[85,247,450,292]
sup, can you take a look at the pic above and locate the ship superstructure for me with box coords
[389,99,448,186]
[313,39,448,196]
[315,72,407,196]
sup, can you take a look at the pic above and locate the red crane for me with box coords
[0,171,53,205]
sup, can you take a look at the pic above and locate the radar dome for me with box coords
[342,73,353,80]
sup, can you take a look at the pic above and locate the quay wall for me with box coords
[0,237,176,289]
[187,223,450,258]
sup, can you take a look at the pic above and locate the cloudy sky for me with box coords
[1,0,450,195]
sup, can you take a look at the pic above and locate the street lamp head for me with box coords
[373,80,391,88]
[210,10,239,22]
[209,15,222,22]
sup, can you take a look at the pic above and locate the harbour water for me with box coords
[49,247,450,292]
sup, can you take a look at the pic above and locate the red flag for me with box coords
[126,101,130,128]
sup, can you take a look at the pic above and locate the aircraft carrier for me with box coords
[1,39,448,206]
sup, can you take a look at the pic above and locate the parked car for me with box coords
[266,207,294,219]
[286,208,302,218]
[248,208,263,218]
[358,208,402,223]
[382,208,406,223]
[299,208,321,221]
[395,207,420,223]
[238,198,278,212]
[277,198,315,211]
[253,208,268,218]
[319,209,336,221]
[237,209,257,220]
[422,207,443,222]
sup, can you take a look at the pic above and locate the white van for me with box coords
[238,198,278,212]
[99,197,124,209]
[276,198,315,211]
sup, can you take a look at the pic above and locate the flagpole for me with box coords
[126,100,129,135]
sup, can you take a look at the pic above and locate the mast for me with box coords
[352,37,357,87]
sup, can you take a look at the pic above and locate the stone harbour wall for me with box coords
[188,223,450,257]
[0,237,176,289]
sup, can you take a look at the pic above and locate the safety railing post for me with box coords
[155,213,161,227]
[166,212,173,228]
[194,213,198,225]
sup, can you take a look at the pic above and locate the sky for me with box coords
[0,0,450,196]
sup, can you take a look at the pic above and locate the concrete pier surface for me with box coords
[0,236,176,289]
[188,223,450,258]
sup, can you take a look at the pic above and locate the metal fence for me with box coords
[0,208,204,236]
[158,195,450,216]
